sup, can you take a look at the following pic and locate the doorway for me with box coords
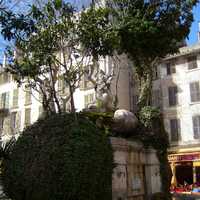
[176,163,193,185]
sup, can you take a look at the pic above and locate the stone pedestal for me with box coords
[111,137,161,200]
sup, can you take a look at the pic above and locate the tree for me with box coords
[0,0,36,41]
[85,0,198,111]
[105,0,198,110]
[5,0,91,116]
[78,6,121,110]
[1,0,122,114]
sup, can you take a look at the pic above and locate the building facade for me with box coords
[153,43,200,186]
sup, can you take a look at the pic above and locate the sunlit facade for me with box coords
[154,43,200,186]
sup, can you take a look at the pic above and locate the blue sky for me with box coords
[0,0,200,62]
[187,2,200,45]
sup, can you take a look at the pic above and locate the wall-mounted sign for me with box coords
[168,153,200,162]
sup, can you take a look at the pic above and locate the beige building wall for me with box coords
[153,43,200,149]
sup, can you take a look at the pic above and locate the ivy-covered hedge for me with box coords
[1,113,113,200]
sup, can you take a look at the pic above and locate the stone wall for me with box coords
[111,137,161,200]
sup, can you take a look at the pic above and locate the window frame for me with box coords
[0,92,9,109]
[12,89,19,108]
[170,119,181,142]
[192,116,200,139]
[166,62,176,75]
[24,108,31,127]
[190,81,200,102]
[10,112,17,130]
[168,86,178,106]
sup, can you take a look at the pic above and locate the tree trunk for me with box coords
[69,83,77,121]
[137,71,153,111]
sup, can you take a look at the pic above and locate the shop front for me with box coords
[168,152,200,187]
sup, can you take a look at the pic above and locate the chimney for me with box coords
[198,21,200,42]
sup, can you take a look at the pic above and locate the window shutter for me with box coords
[0,74,3,85]
[170,119,180,142]
[168,86,177,106]
[84,93,94,107]
[190,82,200,102]
[1,93,6,108]
[166,63,171,75]
[24,108,31,126]
[5,92,9,108]
[16,111,21,130]
[177,119,181,141]
[152,90,161,108]
[166,63,176,75]
[0,94,2,109]
[13,89,19,108]
[10,112,17,132]
[0,118,4,135]
[193,116,200,139]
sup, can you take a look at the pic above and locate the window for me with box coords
[168,86,178,106]
[0,92,9,109]
[190,82,200,102]
[0,118,4,135]
[12,89,19,108]
[152,90,161,108]
[166,63,176,75]
[25,89,31,105]
[0,72,10,85]
[192,116,200,139]
[83,76,93,90]
[188,56,197,70]
[84,93,94,107]
[24,108,31,126]
[170,119,181,142]
[10,112,17,130]
[80,65,94,90]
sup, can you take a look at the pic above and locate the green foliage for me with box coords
[0,5,36,41]
[108,0,198,63]
[81,111,113,136]
[78,7,119,60]
[1,113,113,200]
[139,106,160,128]
[106,0,198,108]
[5,0,84,114]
